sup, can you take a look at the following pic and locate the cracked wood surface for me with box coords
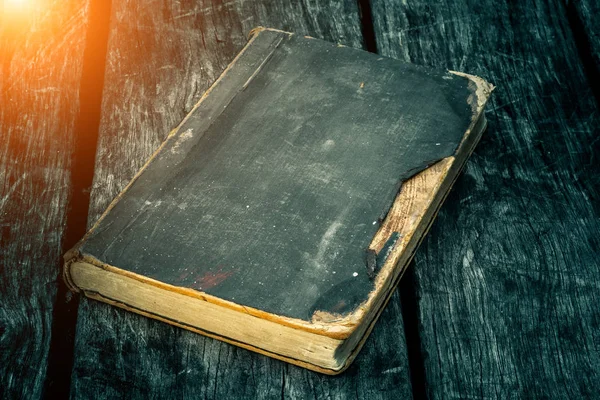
[0,1,90,398]
[372,0,600,397]
[69,1,413,398]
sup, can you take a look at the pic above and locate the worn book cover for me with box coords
[64,27,493,374]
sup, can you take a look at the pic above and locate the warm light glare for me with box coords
[3,0,33,14]
[1,0,37,31]
[5,0,29,6]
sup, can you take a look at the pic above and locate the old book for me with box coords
[64,27,493,374]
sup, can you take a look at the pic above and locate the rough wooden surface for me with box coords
[0,1,89,398]
[1,0,593,396]
[71,1,413,398]
[372,0,600,397]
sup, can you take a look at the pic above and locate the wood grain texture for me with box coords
[0,1,89,398]
[71,1,413,398]
[372,0,600,397]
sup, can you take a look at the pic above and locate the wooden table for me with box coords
[2,0,598,398]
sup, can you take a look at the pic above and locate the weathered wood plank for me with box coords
[372,0,600,397]
[0,1,90,398]
[71,1,413,398]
